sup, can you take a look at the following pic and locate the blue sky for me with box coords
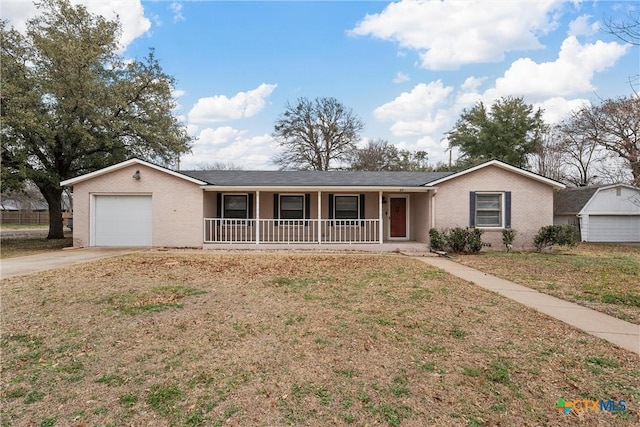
[5,0,640,169]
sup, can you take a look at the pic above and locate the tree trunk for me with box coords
[632,161,640,186]
[40,186,65,239]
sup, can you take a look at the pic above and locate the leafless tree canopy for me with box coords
[194,161,244,171]
[604,10,640,45]
[530,97,639,187]
[595,96,640,185]
[348,139,430,171]
[557,106,608,186]
[272,97,364,170]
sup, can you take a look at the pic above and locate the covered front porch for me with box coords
[203,189,434,245]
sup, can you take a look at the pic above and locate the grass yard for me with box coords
[0,224,48,230]
[1,252,638,426]
[456,243,640,324]
[0,237,73,259]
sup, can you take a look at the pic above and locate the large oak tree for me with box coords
[1,0,192,238]
[447,96,545,169]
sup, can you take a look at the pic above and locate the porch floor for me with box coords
[202,241,434,254]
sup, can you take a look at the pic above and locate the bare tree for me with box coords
[594,154,632,184]
[273,97,364,170]
[195,161,244,170]
[348,139,430,171]
[556,106,608,186]
[530,125,567,183]
[349,139,401,171]
[595,97,640,185]
[604,10,640,45]
[604,10,640,96]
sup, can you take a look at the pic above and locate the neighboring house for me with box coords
[554,184,640,242]
[60,158,565,249]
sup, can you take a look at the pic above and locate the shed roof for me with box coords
[554,186,605,215]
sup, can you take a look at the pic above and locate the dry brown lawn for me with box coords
[1,251,638,426]
[456,243,640,324]
[1,237,73,259]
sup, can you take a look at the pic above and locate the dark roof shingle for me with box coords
[178,170,454,187]
[553,186,602,214]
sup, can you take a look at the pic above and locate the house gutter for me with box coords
[199,185,437,192]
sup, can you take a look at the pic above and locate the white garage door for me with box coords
[588,215,640,242]
[94,195,152,246]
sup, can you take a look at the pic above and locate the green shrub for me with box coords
[445,227,469,253]
[466,228,484,253]
[428,228,445,251]
[429,227,484,253]
[534,225,578,252]
[502,229,517,252]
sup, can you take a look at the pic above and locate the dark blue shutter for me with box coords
[216,193,222,218]
[304,194,311,226]
[505,191,511,229]
[273,193,279,226]
[247,194,254,220]
[359,194,365,226]
[469,192,476,227]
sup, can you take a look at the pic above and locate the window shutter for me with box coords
[359,194,365,226]
[304,194,311,226]
[505,191,511,229]
[273,193,279,226]
[469,192,476,227]
[247,194,254,220]
[328,194,334,226]
[216,193,222,218]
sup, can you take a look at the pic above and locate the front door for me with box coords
[390,197,407,238]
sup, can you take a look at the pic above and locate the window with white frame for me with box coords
[279,195,304,219]
[223,194,248,219]
[334,195,359,220]
[475,193,502,227]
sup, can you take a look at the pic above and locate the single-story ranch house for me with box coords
[554,184,640,243]
[60,158,565,249]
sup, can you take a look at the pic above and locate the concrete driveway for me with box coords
[0,248,141,279]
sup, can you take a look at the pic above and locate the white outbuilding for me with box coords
[554,184,640,243]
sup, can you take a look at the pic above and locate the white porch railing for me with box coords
[204,218,380,244]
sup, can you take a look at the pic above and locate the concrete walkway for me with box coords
[0,248,140,279]
[415,256,640,356]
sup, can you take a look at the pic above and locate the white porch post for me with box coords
[317,191,322,244]
[379,191,383,244]
[255,191,260,245]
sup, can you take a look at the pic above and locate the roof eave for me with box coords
[200,185,437,192]
[60,158,207,186]
[425,159,566,189]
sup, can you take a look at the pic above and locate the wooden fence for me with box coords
[0,211,50,225]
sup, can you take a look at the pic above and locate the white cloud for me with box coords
[180,127,277,170]
[374,81,452,121]
[198,126,244,146]
[374,81,454,137]
[535,97,591,123]
[460,76,485,92]
[188,83,277,124]
[350,0,564,70]
[568,15,600,37]
[173,89,187,99]
[170,2,185,23]
[2,0,150,51]
[392,72,410,84]
[485,36,628,100]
